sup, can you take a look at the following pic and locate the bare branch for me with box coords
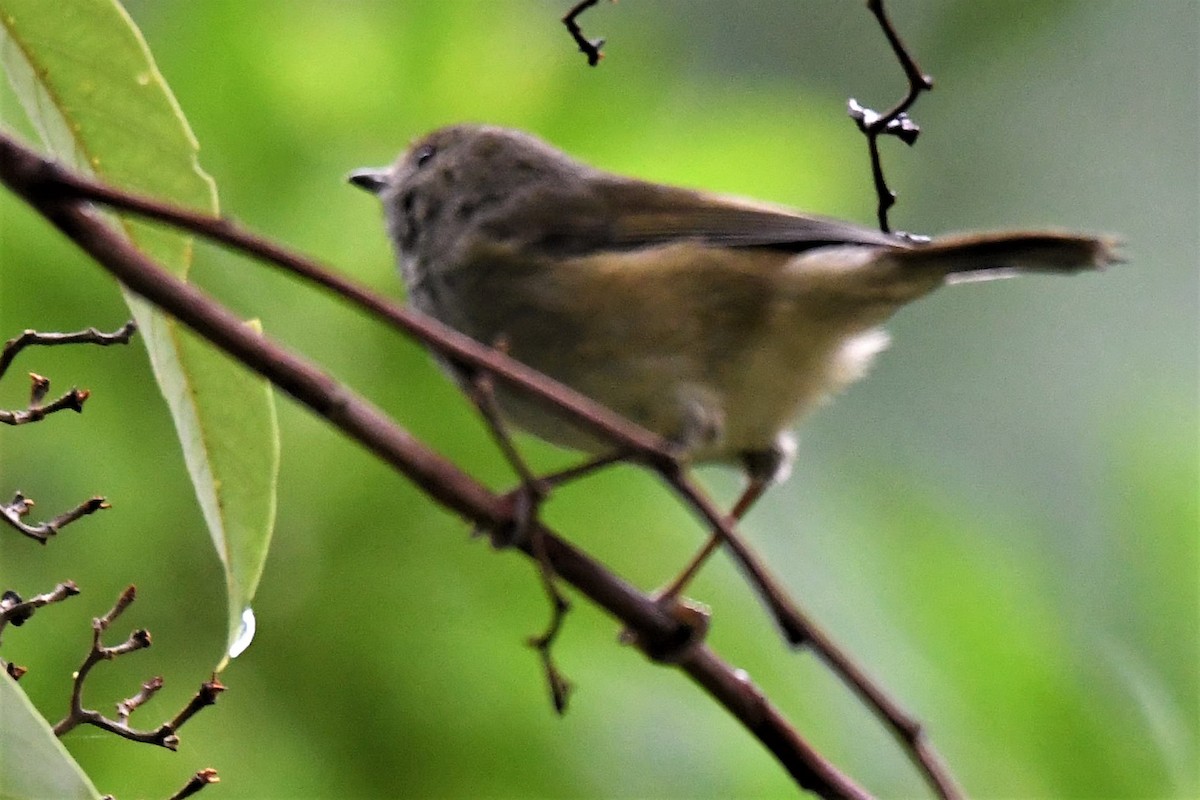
[525,525,575,714]
[0,321,136,381]
[0,581,81,644]
[168,769,220,800]
[0,579,83,679]
[0,381,90,425]
[0,131,870,798]
[52,587,225,751]
[1,492,109,543]
[1,322,135,423]
[169,675,226,731]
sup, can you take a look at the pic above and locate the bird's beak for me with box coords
[348,167,389,194]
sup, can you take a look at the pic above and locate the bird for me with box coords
[350,124,1119,518]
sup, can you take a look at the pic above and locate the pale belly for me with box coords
[407,242,897,466]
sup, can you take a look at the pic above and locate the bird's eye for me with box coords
[414,145,435,168]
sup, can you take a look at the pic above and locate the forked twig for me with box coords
[562,0,608,66]
[0,380,90,425]
[526,523,574,714]
[847,0,934,233]
[1,323,135,425]
[1,492,110,543]
[52,586,225,749]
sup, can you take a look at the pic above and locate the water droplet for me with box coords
[135,72,151,86]
[227,607,256,659]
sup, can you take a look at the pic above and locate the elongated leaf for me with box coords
[0,672,101,800]
[0,0,279,664]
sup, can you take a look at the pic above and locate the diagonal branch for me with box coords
[31,150,828,639]
[35,149,822,647]
[0,132,967,798]
[0,130,870,799]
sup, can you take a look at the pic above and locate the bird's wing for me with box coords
[482,176,905,256]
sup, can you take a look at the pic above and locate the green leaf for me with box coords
[0,673,101,800]
[0,0,279,664]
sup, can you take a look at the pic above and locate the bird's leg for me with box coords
[620,466,766,663]
[534,450,630,492]
[655,437,795,602]
[653,473,769,603]
[461,361,547,548]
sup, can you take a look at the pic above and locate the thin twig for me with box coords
[0,132,869,799]
[462,366,576,712]
[0,382,90,425]
[562,0,607,66]
[847,0,934,233]
[1,322,134,424]
[0,492,109,543]
[0,321,136,380]
[526,522,574,714]
[534,452,629,490]
[168,768,220,800]
[1,581,80,681]
[840,6,965,797]
[170,675,226,730]
[0,580,80,634]
[117,676,164,723]
[462,360,544,504]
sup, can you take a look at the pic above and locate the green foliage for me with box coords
[0,672,100,800]
[0,0,279,670]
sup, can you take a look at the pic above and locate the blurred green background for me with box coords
[1,1,1196,797]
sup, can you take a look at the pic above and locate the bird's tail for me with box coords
[895,230,1123,282]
